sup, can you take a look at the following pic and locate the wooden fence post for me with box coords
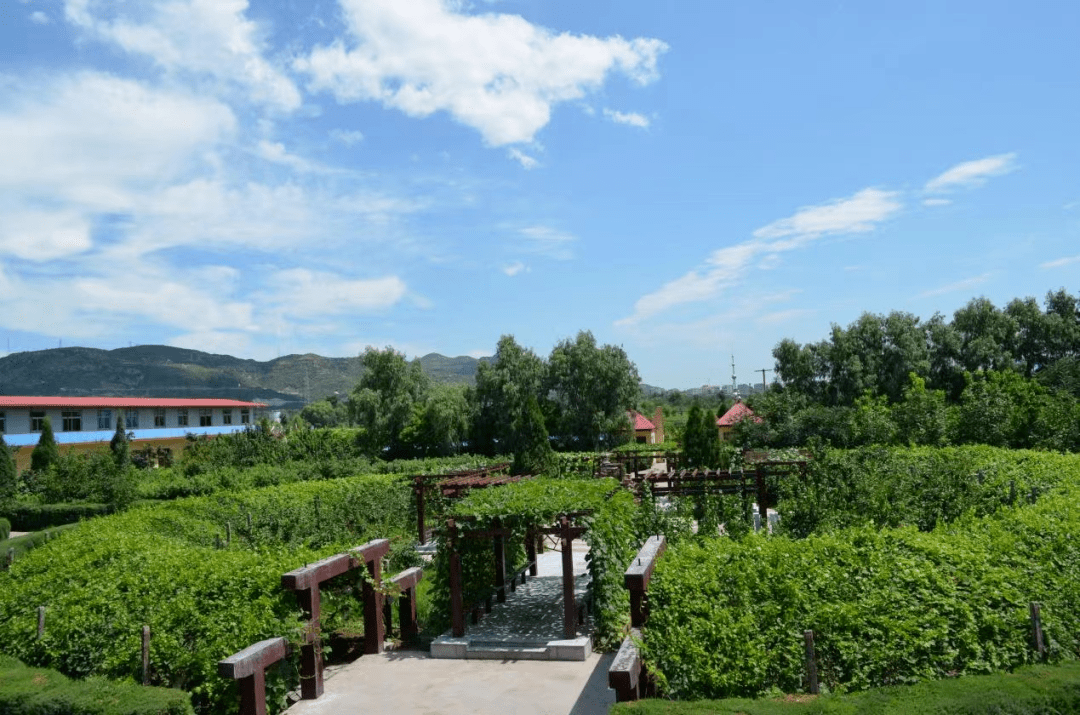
[493,517,506,603]
[6,547,13,567]
[1031,602,1046,659]
[804,630,819,694]
[562,516,576,639]
[448,520,464,638]
[142,625,151,685]
[218,637,287,715]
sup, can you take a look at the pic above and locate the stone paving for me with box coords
[430,537,594,659]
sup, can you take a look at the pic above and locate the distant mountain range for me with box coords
[0,345,490,410]
[0,345,763,410]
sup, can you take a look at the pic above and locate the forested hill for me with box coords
[0,345,489,409]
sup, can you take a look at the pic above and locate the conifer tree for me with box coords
[0,433,17,505]
[30,417,60,473]
[511,395,554,475]
[110,413,130,469]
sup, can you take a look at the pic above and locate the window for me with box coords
[240,408,250,425]
[177,409,188,427]
[97,409,112,430]
[154,408,166,428]
[222,409,233,425]
[30,411,45,432]
[62,411,82,432]
[0,411,5,433]
[126,409,139,429]
[199,409,212,427]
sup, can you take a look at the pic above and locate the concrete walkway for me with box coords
[286,538,616,714]
[286,651,616,715]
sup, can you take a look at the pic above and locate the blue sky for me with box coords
[1,0,1077,389]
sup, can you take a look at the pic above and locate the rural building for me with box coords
[0,396,268,448]
[716,400,760,441]
[629,408,665,444]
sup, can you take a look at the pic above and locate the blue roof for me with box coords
[3,425,253,448]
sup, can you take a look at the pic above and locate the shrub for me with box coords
[643,489,1080,700]
[0,654,193,715]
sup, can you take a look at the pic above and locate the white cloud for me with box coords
[917,273,992,299]
[1041,255,1080,269]
[296,0,667,145]
[270,269,408,318]
[0,209,92,260]
[331,129,365,146]
[923,198,952,207]
[502,261,527,276]
[30,11,50,24]
[924,153,1017,193]
[519,225,576,260]
[618,187,903,326]
[508,148,539,169]
[753,188,902,240]
[64,0,301,111]
[604,109,649,128]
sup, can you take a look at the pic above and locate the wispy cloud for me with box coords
[604,109,650,128]
[519,226,576,260]
[617,188,902,326]
[508,148,539,169]
[30,11,50,24]
[330,129,364,146]
[502,261,527,276]
[1041,255,1080,269]
[296,0,667,146]
[917,273,992,299]
[924,153,1017,193]
[923,198,952,207]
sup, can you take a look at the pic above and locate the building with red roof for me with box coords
[716,400,761,441]
[629,407,665,445]
[0,396,267,448]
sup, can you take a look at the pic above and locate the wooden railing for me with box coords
[609,535,665,702]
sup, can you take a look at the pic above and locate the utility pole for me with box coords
[757,368,772,394]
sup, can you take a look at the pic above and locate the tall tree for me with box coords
[350,346,431,458]
[544,330,640,450]
[110,413,130,470]
[510,395,553,475]
[30,417,60,473]
[399,383,471,457]
[0,434,16,506]
[471,335,547,456]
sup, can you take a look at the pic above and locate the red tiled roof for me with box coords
[0,396,266,409]
[630,411,655,431]
[717,402,761,426]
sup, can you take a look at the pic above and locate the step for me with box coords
[430,635,592,662]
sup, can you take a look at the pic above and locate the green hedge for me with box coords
[777,445,1080,536]
[643,489,1080,700]
[3,502,113,531]
[0,654,192,715]
[1,524,79,566]
[612,662,1080,714]
[0,516,9,540]
[0,474,420,715]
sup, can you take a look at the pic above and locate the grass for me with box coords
[612,662,1080,714]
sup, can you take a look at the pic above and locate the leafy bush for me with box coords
[3,502,113,531]
[777,446,1080,537]
[0,654,193,715]
[611,662,1080,715]
[643,490,1080,699]
[0,473,420,715]
[1,524,78,565]
[0,516,9,540]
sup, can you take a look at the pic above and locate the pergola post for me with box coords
[363,552,385,654]
[493,517,506,603]
[561,515,575,639]
[448,519,465,637]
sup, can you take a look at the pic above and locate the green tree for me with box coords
[110,413,130,470]
[400,383,471,457]
[471,335,547,456]
[544,330,640,450]
[0,433,16,506]
[510,395,553,475]
[30,417,60,473]
[300,397,350,428]
[848,392,897,446]
[349,346,431,458]
[892,373,950,446]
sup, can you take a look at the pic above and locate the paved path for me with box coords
[286,538,616,715]
[286,651,616,715]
